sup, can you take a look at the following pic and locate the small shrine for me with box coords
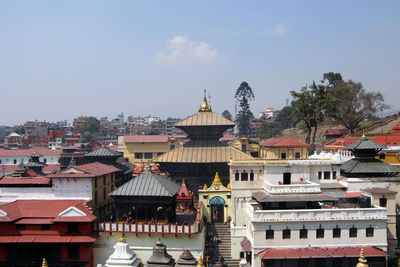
[103,235,142,267]
[26,151,46,175]
[146,240,175,266]
[198,172,231,223]
[176,249,197,266]
[176,179,194,213]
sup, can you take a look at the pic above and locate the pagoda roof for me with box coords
[175,111,235,128]
[155,140,253,163]
[344,138,387,150]
[260,137,309,147]
[341,158,400,176]
[83,146,121,157]
[110,169,180,197]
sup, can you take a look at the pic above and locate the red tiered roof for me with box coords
[177,180,193,201]
[260,137,309,147]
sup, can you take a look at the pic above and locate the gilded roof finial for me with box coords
[212,172,222,185]
[182,178,186,186]
[199,89,212,112]
[42,258,48,267]
[203,184,208,190]
[227,183,231,189]
[356,248,368,267]
[197,256,204,267]
[118,233,126,243]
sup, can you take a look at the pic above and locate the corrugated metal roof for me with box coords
[341,158,400,175]
[175,112,235,127]
[344,138,387,150]
[252,190,337,202]
[110,169,180,197]
[84,146,122,157]
[155,140,253,163]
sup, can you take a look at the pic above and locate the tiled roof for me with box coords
[220,135,235,142]
[0,235,96,243]
[0,200,95,222]
[259,246,386,259]
[344,138,387,150]
[0,164,60,176]
[362,187,397,195]
[341,158,400,175]
[110,169,180,197]
[175,112,235,127]
[252,190,336,202]
[0,176,51,186]
[155,140,253,163]
[84,146,121,157]
[260,137,309,147]
[124,135,169,143]
[324,129,348,136]
[49,162,119,178]
[0,149,62,157]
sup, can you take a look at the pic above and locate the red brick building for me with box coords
[0,200,97,267]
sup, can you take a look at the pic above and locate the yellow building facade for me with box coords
[229,136,260,158]
[259,137,309,159]
[118,135,185,164]
[198,172,231,224]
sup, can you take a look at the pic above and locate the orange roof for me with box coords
[259,246,386,259]
[260,137,309,147]
[0,176,51,186]
[124,135,169,143]
[0,199,96,222]
[49,162,119,178]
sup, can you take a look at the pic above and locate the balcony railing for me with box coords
[265,180,321,194]
[246,203,387,222]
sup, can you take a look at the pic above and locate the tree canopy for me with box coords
[80,116,100,142]
[221,110,232,121]
[328,80,388,133]
[235,81,255,136]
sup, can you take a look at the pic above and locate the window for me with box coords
[318,171,322,180]
[103,175,106,185]
[170,144,175,150]
[281,153,286,159]
[67,245,79,259]
[103,188,106,200]
[94,191,98,203]
[332,171,337,179]
[94,178,97,187]
[241,144,247,152]
[41,225,50,231]
[43,158,47,164]
[295,152,300,159]
[13,159,17,164]
[0,160,1,164]
[316,228,324,238]
[366,227,374,237]
[324,171,330,180]
[379,197,387,207]
[300,229,308,239]
[144,152,153,159]
[16,225,25,231]
[283,172,291,185]
[67,223,80,234]
[241,172,248,181]
[134,153,143,159]
[235,173,239,181]
[349,227,357,238]
[239,251,245,258]
[333,227,341,238]
[266,229,274,239]
[282,229,291,239]
[250,172,254,181]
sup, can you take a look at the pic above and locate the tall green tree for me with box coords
[80,117,100,142]
[322,72,343,88]
[221,110,233,121]
[235,81,255,136]
[291,82,334,147]
[328,80,388,133]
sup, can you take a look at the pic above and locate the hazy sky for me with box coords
[1,1,399,125]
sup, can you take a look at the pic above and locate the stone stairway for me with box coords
[205,222,240,267]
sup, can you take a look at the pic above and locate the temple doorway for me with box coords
[210,196,226,223]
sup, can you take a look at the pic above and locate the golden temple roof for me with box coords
[199,89,212,112]
[155,141,254,163]
[175,111,235,127]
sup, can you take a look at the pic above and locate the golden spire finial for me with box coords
[212,172,222,185]
[203,184,208,190]
[199,89,212,112]
[118,233,126,243]
[356,248,369,267]
[227,183,231,189]
[182,178,186,186]
[42,258,48,267]
[197,256,204,267]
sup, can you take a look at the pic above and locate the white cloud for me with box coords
[153,35,218,66]
[269,23,288,36]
